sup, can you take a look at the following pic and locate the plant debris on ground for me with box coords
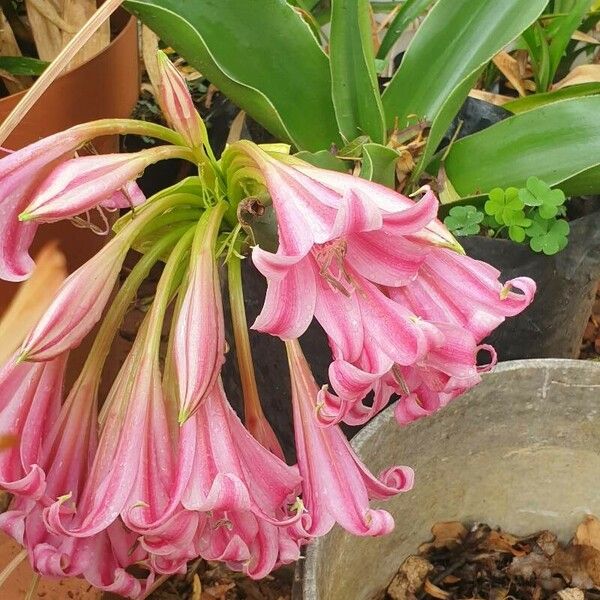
[581,284,600,360]
[384,516,600,600]
[147,560,293,600]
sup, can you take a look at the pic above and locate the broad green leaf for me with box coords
[558,164,600,197]
[442,96,600,198]
[0,56,48,76]
[330,0,385,143]
[288,0,321,10]
[377,0,434,60]
[359,143,398,187]
[504,82,600,113]
[382,0,547,175]
[124,0,341,152]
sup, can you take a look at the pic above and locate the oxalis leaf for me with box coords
[443,205,483,236]
[526,215,570,255]
[124,0,341,152]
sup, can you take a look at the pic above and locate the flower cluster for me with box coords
[0,53,534,595]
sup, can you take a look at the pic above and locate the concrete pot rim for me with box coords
[300,358,600,599]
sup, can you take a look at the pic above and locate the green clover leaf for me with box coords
[485,187,524,225]
[443,205,484,236]
[526,215,570,255]
[518,176,566,219]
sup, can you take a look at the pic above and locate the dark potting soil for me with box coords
[145,560,293,600]
[383,517,600,600]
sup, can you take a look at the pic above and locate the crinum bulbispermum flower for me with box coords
[221,142,535,429]
[0,48,535,594]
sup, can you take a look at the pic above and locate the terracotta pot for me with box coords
[0,8,140,315]
[298,359,600,600]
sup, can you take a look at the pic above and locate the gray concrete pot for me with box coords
[298,359,600,600]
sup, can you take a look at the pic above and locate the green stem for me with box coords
[118,189,205,244]
[227,254,283,459]
[70,118,186,146]
[227,255,268,433]
[146,227,196,355]
[80,225,191,383]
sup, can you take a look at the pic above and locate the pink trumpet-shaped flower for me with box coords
[20,146,190,223]
[236,146,535,427]
[19,233,131,361]
[0,128,102,281]
[180,379,301,521]
[0,353,66,499]
[44,336,173,539]
[129,378,303,578]
[389,249,537,341]
[157,51,207,151]
[175,203,227,422]
[286,339,413,537]
[180,380,303,577]
[0,344,151,597]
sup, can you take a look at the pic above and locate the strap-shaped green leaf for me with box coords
[382,0,547,175]
[547,0,592,80]
[125,0,341,152]
[0,56,48,76]
[505,82,600,114]
[376,0,434,60]
[330,0,385,143]
[442,96,600,198]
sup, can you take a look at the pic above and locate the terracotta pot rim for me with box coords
[0,9,136,107]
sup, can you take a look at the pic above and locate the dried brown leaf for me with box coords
[484,530,527,556]
[419,521,468,552]
[554,65,600,89]
[574,515,600,551]
[556,588,585,600]
[493,51,527,97]
[536,530,559,557]
[423,578,451,599]
[551,546,599,589]
[468,89,513,106]
[508,551,552,581]
[387,555,433,600]
[571,30,599,45]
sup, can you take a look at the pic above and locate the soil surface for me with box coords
[383,517,600,600]
[146,561,293,600]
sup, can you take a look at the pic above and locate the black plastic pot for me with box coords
[461,209,600,360]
